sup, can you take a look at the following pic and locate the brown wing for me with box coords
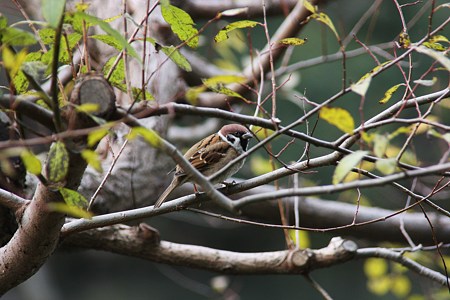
[175,133,230,176]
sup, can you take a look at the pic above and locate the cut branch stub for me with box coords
[289,237,358,271]
[70,73,116,120]
[63,73,116,148]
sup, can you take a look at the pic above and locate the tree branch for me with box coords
[63,225,357,274]
[174,0,298,19]
[63,224,449,286]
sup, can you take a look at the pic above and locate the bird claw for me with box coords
[221,180,237,187]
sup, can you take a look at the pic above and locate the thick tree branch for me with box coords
[64,225,357,274]
[63,224,449,286]
[0,184,65,295]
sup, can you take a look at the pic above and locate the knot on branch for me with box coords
[288,237,358,272]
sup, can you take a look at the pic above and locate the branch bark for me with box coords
[63,224,357,274]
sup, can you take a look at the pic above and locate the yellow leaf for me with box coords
[379,84,402,104]
[364,258,388,278]
[429,35,449,44]
[319,106,355,134]
[214,20,259,43]
[185,86,207,104]
[277,38,307,46]
[391,275,411,297]
[81,149,103,173]
[127,127,162,148]
[303,0,316,13]
[367,276,390,296]
[252,126,274,140]
[20,150,42,175]
[87,127,109,147]
[76,103,100,113]
[398,32,411,48]
[2,48,28,78]
[202,75,246,86]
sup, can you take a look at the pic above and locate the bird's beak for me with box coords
[242,132,253,140]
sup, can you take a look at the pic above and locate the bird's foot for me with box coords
[221,180,237,187]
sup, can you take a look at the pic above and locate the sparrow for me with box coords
[154,124,252,208]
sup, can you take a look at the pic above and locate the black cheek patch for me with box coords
[227,135,236,144]
[240,138,249,151]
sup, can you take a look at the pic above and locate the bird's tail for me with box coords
[154,179,179,208]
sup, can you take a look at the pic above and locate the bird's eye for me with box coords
[227,134,236,143]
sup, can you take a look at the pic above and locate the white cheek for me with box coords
[218,132,244,154]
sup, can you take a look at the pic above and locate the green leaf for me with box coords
[161,4,198,48]
[87,127,109,147]
[415,45,450,71]
[375,158,397,175]
[46,141,69,184]
[39,28,56,44]
[319,106,355,134]
[1,28,37,46]
[81,149,103,173]
[277,38,307,46]
[378,84,402,104]
[47,202,93,219]
[20,150,42,175]
[0,15,7,30]
[127,127,162,148]
[215,20,259,43]
[74,12,141,63]
[90,34,123,50]
[333,150,368,184]
[42,0,66,28]
[160,45,192,72]
[59,187,88,208]
[104,56,125,85]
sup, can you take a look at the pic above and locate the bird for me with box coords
[154,124,252,208]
